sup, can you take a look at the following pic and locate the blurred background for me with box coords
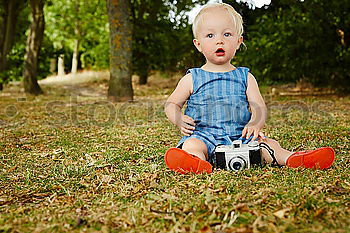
[0,0,349,95]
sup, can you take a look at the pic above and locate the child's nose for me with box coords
[216,37,224,45]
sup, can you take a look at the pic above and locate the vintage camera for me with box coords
[213,140,262,171]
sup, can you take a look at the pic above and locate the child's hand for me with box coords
[242,124,265,141]
[177,115,196,136]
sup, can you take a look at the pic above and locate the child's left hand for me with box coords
[241,123,266,141]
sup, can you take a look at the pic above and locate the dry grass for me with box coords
[0,71,349,232]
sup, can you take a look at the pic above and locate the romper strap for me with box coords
[259,142,282,167]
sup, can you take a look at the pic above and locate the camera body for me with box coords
[213,140,262,171]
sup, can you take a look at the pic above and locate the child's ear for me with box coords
[237,36,243,50]
[193,39,202,52]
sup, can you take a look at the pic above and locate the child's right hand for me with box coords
[177,115,196,136]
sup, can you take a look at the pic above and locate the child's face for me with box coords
[193,8,243,66]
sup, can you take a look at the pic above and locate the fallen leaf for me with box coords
[251,176,258,182]
[200,226,212,233]
[33,193,50,197]
[326,198,340,203]
[234,203,249,211]
[253,216,265,228]
[8,165,17,172]
[162,193,178,200]
[314,208,326,218]
[101,175,112,184]
[273,208,290,219]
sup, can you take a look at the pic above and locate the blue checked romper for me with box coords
[177,67,251,161]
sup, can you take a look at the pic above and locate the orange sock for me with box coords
[164,148,212,174]
[286,147,335,170]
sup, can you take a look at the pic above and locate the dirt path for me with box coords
[39,71,110,97]
[1,71,110,97]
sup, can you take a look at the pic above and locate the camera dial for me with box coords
[248,141,259,147]
[228,156,247,171]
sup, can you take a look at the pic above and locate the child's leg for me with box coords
[258,138,293,165]
[164,137,213,174]
[182,138,208,161]
[258,138,335,169]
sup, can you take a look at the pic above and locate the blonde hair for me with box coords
[192,3,244,39]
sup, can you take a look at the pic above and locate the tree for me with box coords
[131,0,206,85]
[23,0,44,95]
[45,0,109,74]
[0,0,26,90]
[107,0,133,101]
[71,0,81,74]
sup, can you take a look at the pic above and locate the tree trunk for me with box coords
[58,54,65,76]
[23,0,44,95]
[71,0,80,75]
[71,39,79,74]
[0,0,24,90]
[107,0,133,101]
[49,58,56,74]
[138,69,149,85]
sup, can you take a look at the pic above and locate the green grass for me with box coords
[0,75,349,232]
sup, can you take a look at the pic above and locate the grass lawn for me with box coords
[0,72,349,232]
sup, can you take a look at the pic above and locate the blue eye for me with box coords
[207,33,214,38]
[224,32,232,37]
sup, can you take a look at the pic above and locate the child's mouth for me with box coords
[215,48,225,56]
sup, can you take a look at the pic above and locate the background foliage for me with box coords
[228,0,350,91]
[45,0,110,70]
[0,0,349,92]
[131,0,207,84]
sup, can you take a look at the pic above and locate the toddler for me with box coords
[164,3,334,174]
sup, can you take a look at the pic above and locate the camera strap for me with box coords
[259,142,282,167]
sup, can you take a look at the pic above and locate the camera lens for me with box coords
[232,162,242,170]
[228,157,247,171]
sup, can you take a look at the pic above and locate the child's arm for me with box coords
[165,73,195,136]
[242,72,267,141]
